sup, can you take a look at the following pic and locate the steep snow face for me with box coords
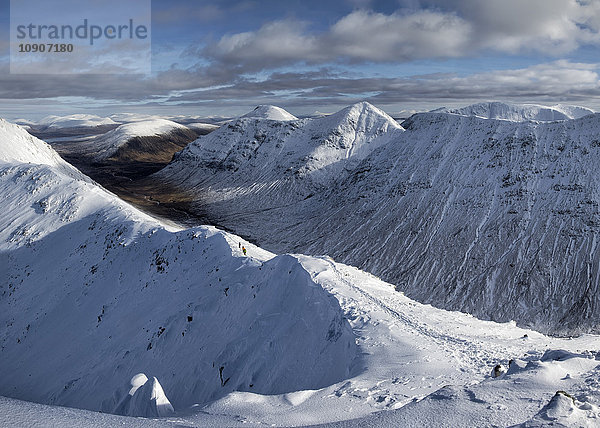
[35,114,117,129]
[0,119,67,167]
[0,119,357,413]
[326,112,600,334]
[157,106,600,334]
[88,119,190,161]
[435,101,594,122]
[241,105,298,121]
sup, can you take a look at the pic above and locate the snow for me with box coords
[160,101,401,192]
[5,256,600,426]
[0,396,175,428]
[185,122,220,133]
[241,105,298,121]
[157,102,600,335]
[434,101,595,122]
[109,113,167,124]
[115,374,175,418]
[0,119,68,167]
[35,114,117,129]
[4,112,600,427]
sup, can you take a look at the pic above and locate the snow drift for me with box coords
[0,119,357,414]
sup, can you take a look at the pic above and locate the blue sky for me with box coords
[1,0,600,119]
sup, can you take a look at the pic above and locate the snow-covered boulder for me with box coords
[114,374,174,418]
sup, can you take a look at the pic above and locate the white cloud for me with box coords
[211,21,320,64]
[204,1,600,67]
[327,10,471,61]
[456,0,600,54]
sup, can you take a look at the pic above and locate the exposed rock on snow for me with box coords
[491,364,506,378]
[433,101,594,122]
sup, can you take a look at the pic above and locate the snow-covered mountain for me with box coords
[4,254,600,426]
[434,101,594,122]
[59,119,197,162]
[0,118,356,414]
[185,122,220,134]
[241,105,298,121]
[33,114,117,130]
[161,101,401,196]
[157,102,600,335]
[4,115,600,427]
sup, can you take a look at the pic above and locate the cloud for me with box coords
[154,61,600,109]
[449,0,600,54]
[207,20,321,67]
[1,60,599,111]
[202,1,600,69]
[3,1,600,114]
[205,10,473,68]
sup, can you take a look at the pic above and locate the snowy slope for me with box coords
[0,119,357,415]
[434,101,594,122]
[241,105,298,121]
[35,114,117,129]
[158,103,600,335]
[4,257,600,427]
[185,122,220,133]
[0,119,68,167]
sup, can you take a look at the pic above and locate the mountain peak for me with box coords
[319,101,402,132]
[241,105,298,121]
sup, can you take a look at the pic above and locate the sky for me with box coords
[1,0,600,119]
